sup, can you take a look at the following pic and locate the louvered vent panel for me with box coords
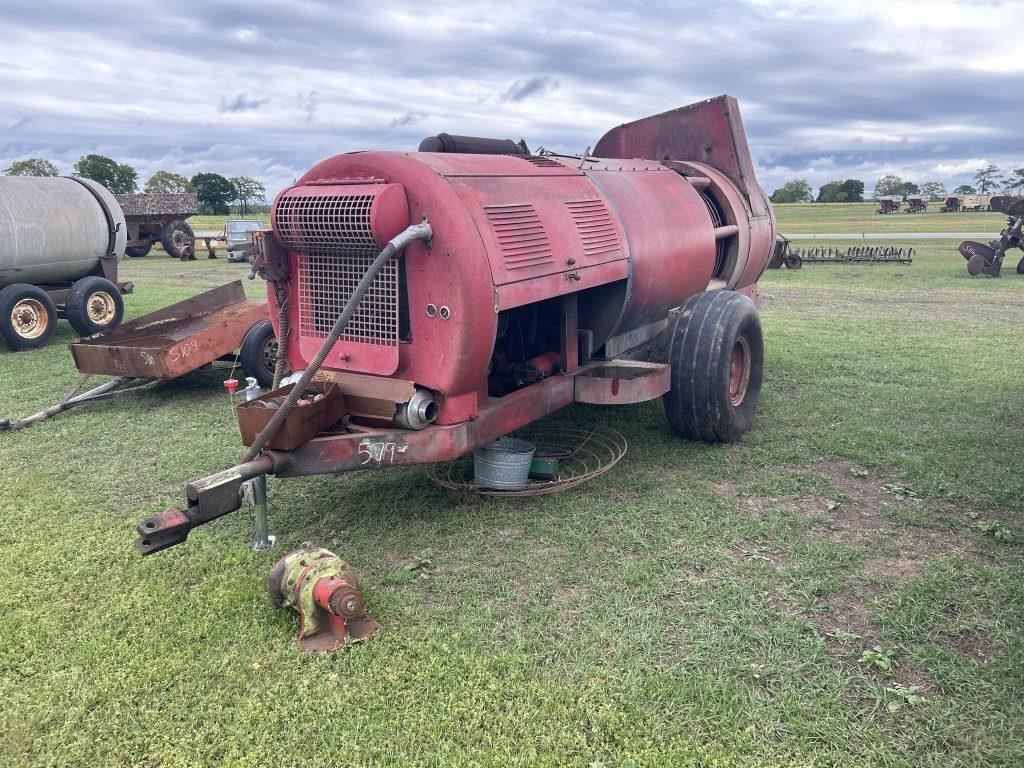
[484,204,554,270]
[566,199,621,259]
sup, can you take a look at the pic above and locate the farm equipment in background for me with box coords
[876,196,902,214]
[961,194,992,212]
[133,94,780,557]
[905,195,927,213]
[941,195,961,212]
[959,196,1024,277]
[0,176,133,349]
[117,193,198,260]
[768,239,914,269]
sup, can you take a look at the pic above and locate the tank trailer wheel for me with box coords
[0,284,58,350]
[66,276,124,337]
[663,290,764,442]
[161,220,195,260]
[126,243,153,258]
[240,320,283,389]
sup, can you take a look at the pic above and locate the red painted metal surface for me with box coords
[266,94,775,429]
[70,281,267,380]
[574,362,671,405]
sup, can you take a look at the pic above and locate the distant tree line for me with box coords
[2,155,267,215]
[770,164,1024,204]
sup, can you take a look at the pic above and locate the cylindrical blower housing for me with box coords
[0,176,127,289]
[270,144,774,425]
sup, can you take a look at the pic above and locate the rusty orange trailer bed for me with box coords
[1,281,271,431]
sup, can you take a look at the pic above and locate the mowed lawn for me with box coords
[1,237,1023,766]
[775,202,1007,234]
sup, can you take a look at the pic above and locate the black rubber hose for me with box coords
[240,222,432,463]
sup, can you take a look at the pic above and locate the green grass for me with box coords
[775,202,1007,234]
[1,240,1023,766]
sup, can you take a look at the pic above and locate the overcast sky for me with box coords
[1,0,1021,198]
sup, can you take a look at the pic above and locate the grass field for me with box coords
[187,202,1007,239]
[774,202,1006,234]
[1,234,1023,766]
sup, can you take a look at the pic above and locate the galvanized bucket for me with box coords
[473,437,536,490]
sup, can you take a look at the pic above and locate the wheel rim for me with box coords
[261,337,279,375]
[86,291,117,325]
[728,336,751,406]
[11,298,49,339]
[171,228,193,256]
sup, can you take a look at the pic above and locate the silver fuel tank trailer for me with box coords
[0,176,130,349]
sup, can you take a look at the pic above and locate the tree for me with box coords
[973,164,1002,194]
[815,178,865,203]
[190,172,235,214]
[144,171,194,194]
[954,184,976,196]
[4,158,58,176]
[230,176,266,215]
[839,179,865,202]
[874,175,907,199]
[1003,168,1024,193]
[73,154,138,193]
[919,181,947,201]
[895,181,920,197]
[770,179,813,204]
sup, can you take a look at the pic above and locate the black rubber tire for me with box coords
[0,284,58,350]
[239,320,281,388]
[1017,255,1024,275]
[160,220,195,259]
[784,254,803,270]
[663,290,764,443]
[66,276,124,337]
[125,243,152,258]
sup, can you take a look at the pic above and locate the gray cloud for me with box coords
[0,1,1020,197]
[499,76,558,103]
[390,111,428,128]
[218,93,268,114]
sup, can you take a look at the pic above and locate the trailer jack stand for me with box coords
[246,474,276,552]
[268,546,380,653]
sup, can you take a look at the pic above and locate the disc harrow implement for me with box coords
[770,244,914,269]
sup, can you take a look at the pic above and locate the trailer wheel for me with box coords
[66,276,124,337]
[784,254,803,270]
[161,220,195,259]
[240,320,283,388]
[126,243,152,258]
[0,284,58,350]
[663,290,764,442]
[1017,255,1024,275]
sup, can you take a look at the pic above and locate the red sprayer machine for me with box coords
[136,95,777,555]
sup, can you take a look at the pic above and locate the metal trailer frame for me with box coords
[1,281,270,431]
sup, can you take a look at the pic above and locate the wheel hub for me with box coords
[728,336,751,406]
[12,299,48,339]
[262,339,278,372]
[86,291,116,325]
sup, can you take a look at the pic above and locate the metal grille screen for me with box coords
[298,254,398,344]
[278,189,399,349]
[275,194,379,256]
